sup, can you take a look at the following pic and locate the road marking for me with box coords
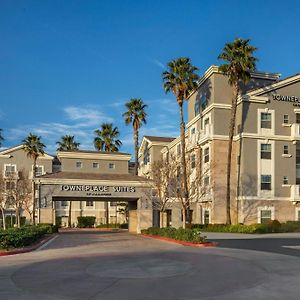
[35,235,59,251]
[281,245,300,250]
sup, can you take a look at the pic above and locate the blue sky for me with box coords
[1,0,300,155]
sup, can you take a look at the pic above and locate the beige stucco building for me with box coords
[0,147,152,233]
[139,65,300,226]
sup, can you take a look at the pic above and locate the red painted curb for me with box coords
[0,234,57,257]
[59,228,126,232]
[142,234,218,247]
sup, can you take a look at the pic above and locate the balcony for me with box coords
[291,124,300,141]
[199,124,213,144]
[290,184,300,200]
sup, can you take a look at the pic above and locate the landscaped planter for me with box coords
[142,234,217,247]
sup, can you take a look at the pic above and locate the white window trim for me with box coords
[257,206,275,224]
[202,208,211,224]
[93,162,100,169]
[257,108,275,136]
[257,140,275,198]
[76,161,83,168]
[84,200,95,210]
[4,163,17,172]
[32,164,45,175]
[108,163,115,169]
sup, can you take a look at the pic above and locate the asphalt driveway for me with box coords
[0,231,300,300]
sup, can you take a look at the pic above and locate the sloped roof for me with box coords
[144,136,175,143]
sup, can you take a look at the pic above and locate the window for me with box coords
[200,94,208,110]
[283,145,289,155]
[260,210,272,224]
[35,165,44,176]
[177,144,181,155]
[261,144,271,159]
[110,202,117,207]
[283,176,289,185]
[204,210,210,225]
[261,112,272,129]
[5,181,15,190]
[76,161,82,168]
[4,164,16,176]
[61,200,68,207]
[297,113,300,124]
[86,201,94,207]
[204,176,210,185]
[283,114,289,124]
[194,98,200,115]
[191,127,196,135]
[203,147,209,163]
[261,175,271,190]
[93,162,99,169]
[191,153,196,169]
[109,163,115,169]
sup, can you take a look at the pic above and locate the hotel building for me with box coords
[139,65,300,226]
[0,147,152,233]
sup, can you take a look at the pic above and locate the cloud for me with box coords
[150,58,166,70]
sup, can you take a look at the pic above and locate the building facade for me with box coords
[139,65,300,226]
[0,147,152,232]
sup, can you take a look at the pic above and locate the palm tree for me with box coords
[94,123,122,152]
[56,135,80,227]
[56,135,80,151]
[162,57,199,228]
[0,129,4,147]
[123,98,147,175]
[218,38,257,224]
[22,133,45,225]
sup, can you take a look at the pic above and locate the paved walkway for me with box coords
[0,231,300,299]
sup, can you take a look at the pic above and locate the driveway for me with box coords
[0,231,300,300]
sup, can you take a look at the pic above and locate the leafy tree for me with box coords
[94,123,122,152]
[56,135,80,151]
[162,57,199,228]
[22,133,45,225]
[123,98,147,175]
[218,38,257,224]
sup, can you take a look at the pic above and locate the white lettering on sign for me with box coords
[61,185,135,193]
[272,94,300,106]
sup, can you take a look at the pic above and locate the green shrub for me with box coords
[96,223,128,229]
[267,220,281,233]
[141,227,206,244]
[280,221,300,232]
[37,223,59,233]
[55,216,62,227]
[0,226,50,250]
[77,216,96,228]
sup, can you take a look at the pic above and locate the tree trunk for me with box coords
[32,157,37,225]
[182,208,186,229]
[106,202,109,226]
[68,201,72,227]
[1,208,6,230]
[134,128,139,176]
[178,101,189,225]
[160,210,164,228]
[225,83,239,225]
[16,207,20,228]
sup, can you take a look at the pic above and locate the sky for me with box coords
[1,0,300,156]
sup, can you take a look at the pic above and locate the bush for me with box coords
[37,223,59,233]
[55,216,62,227]
[280,221,300,233]
[141,227,207,244]
[0,226,50,250]
[96,223,128,229]
[77,216,96,228]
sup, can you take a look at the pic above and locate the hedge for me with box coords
[0,225,54,250]
[191,220,300,234]
[96,223,128,229]
[4,216,26,228]
[77,216,96,228]
[141,227,207,244]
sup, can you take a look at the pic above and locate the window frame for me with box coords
[283,114,289,124]
[261,175,272,190]
[108,163,115,169]
[203,147,209,164]
[260,144,271,159]
[283,145,289,155]
[260,210,272,224]
[76,161,82,169]
[93,162,99,169]
[283,176,289,185]
[261,112,272,129]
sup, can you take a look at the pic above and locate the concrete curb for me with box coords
[59,228,126,232]
[0,234,58,257]
[141,234,218,247]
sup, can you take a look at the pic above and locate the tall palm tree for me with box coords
[0,129,4,147]
[218,38,257,224]
[162,57,199,228]
[94,123,122,152]
[123,98,147,175]
[22,133,45,225]
[56,135,80,227]
[56,135,80,151]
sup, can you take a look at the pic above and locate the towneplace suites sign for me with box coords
[61,184,136,197]
[272,94,300,107]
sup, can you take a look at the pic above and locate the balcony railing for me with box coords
[199,124,213,143]
[3,171,19,179]
[291,124,300,140]
[291,184,300,200]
